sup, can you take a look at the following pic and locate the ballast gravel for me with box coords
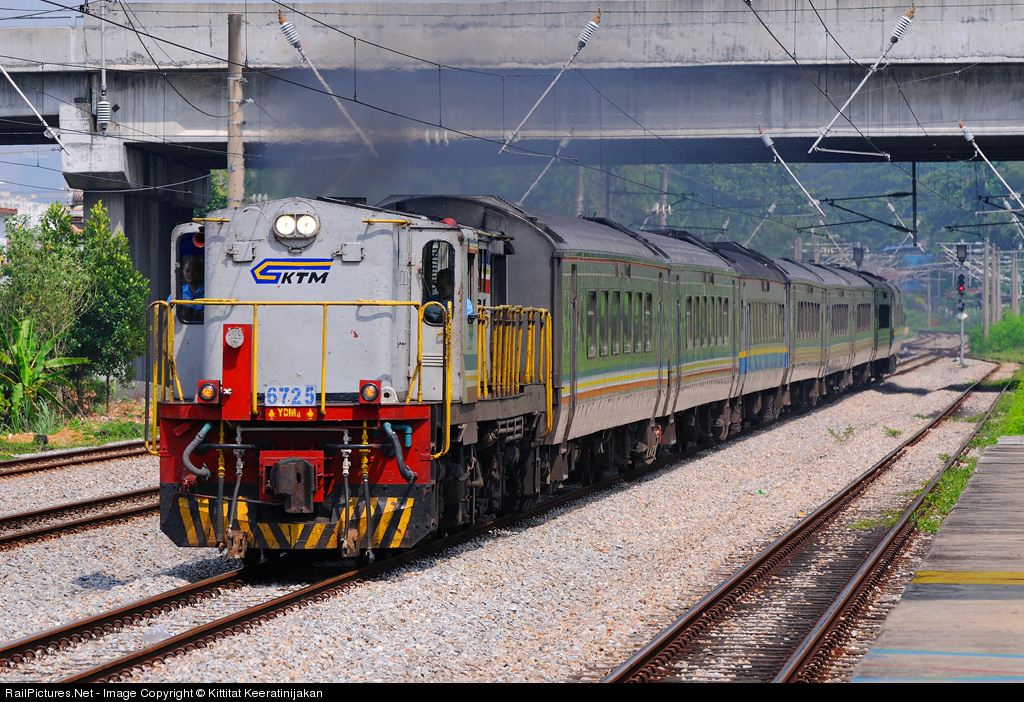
[0,358,997,682]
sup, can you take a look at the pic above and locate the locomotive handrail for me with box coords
[147,298,454,455]
[476,305,553,435]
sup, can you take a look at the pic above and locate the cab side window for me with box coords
[422,240,455,326]
[174,233,205,324]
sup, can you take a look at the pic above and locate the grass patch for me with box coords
[915,458,977,533]
[829,425,855,442]
[882,426,902,438]
[912,368,1024,533]
[0,400,144,460]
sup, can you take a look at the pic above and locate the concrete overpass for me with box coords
[1,1,1023,291]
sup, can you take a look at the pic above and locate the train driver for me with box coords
[424,267,454,325]
[170,258,205,322]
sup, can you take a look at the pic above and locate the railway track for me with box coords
[603,365,1005,683]
[0,354,958,682]
[0,440,147,478]
[0,488,159,552]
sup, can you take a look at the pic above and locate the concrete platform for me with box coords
[852,437,1024,682]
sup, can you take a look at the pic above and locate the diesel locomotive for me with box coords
[149,194,904,562]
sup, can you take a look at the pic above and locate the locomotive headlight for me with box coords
[296,215,318,236]
[274,215,297,237]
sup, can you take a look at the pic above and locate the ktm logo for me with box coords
[251,258,332,285]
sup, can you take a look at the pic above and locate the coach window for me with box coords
[723,301,729,345]
[634,294,643,353]
[623,292,632,354]
[611,291,621,355]
[586,290,598,359]
[685,297,692,349]
[644,294,654,352]
[878,304,891,330]
[599,290,609,356]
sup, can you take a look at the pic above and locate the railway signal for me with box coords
[957,274,966,295]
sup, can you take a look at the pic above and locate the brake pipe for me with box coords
[383,422,415,484]
[340,429,352,549]
[361,422,374,562]
[216,422,226,546]
[183,423,213,480]
[227,426,245,539]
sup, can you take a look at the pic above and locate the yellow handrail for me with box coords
[475,305,553,435]
[148,298,454,456]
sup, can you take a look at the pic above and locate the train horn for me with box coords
[193,231,205,248]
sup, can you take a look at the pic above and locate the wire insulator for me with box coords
[558,134,571,150]
[577,21,599,49]
[96,99,111,132]
[889,14,912,43]
[760,132,775,149]
[577,10,601,50]
[961,124,975,143]
[278,10,301,49]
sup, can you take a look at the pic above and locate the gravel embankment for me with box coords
[0,359,997,682]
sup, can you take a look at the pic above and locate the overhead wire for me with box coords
[116,0,229,119]
[7,0,996,234]
[23,0,792,231]
[745,1,975,222]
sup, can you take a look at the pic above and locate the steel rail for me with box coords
[0,502,159,552]
[14,358,936,682]
[775,374,1011,682]
[0,569,251,668]
[58,434,732,683]
[0,440,147,478]
[603,365,997,683]
[0,487,158,533]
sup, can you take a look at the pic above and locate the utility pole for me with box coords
[227,13,245,208]
[574,165,584,218]
[794,236,803,262]
[992,243,1002,324]
[956,243,967,368]
[1015,248,1021,318]
[658,166,669,229]
[983,237,990,339]
[926,268,932,329]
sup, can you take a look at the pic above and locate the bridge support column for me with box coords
[59,104,209,303]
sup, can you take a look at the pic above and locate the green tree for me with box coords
[0,205,92,355]
[66,202,150,389]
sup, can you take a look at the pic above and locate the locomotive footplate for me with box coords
[160,483,435,554]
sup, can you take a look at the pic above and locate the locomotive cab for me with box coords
[149,197,551,562]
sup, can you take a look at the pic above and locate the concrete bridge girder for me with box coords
[59,103,208,302]
[0,1,1019,289]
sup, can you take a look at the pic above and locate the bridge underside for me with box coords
[0,59,1020,303]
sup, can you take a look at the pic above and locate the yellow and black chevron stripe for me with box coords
[161,486,433,551]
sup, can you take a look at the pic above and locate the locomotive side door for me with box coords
[417,237,461,402]
[169,223,206,400]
